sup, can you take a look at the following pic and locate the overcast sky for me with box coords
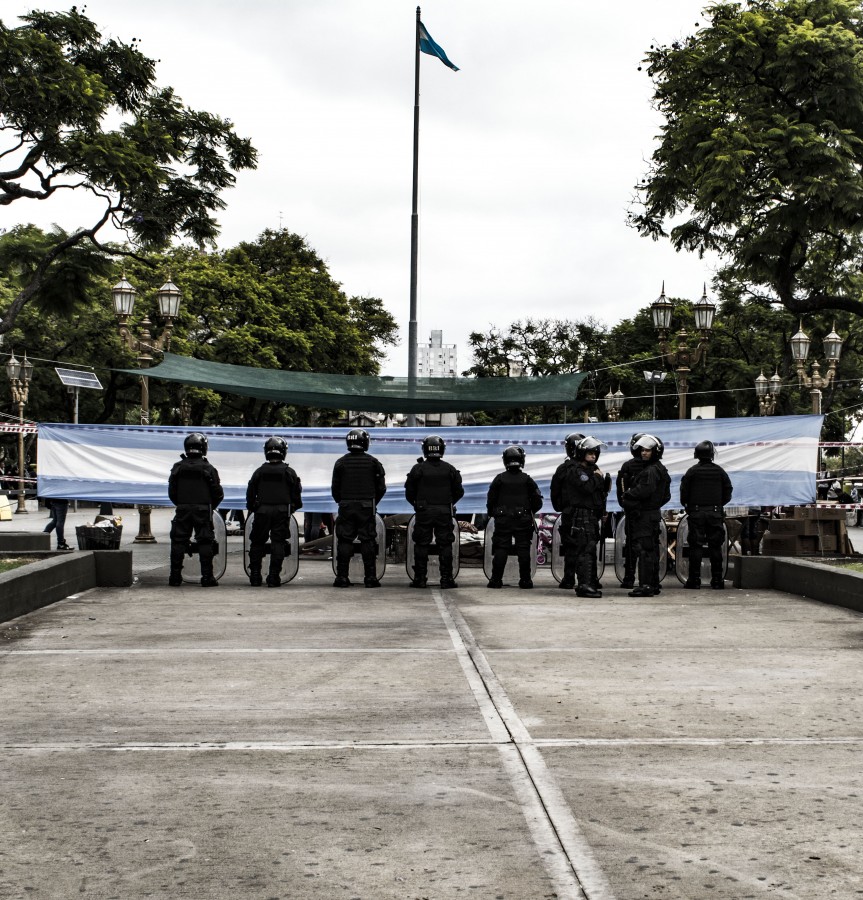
[8,0,716,376]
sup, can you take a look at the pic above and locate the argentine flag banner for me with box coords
[37,416,822,513]
[419,22,459,71]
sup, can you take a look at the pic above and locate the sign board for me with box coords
[55,368,103,390]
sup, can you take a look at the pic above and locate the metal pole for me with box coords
[677,369,689,421]
[134,357,157,543]
[652,384,657,421]
[406,6,421,428]
[15,399,27,514]
[811,388,821,415]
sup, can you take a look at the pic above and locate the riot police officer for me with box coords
[331,429,387,588]
[567,436,611,598]
[168,432,224,587]
[486,446,543,589]
[680,440,733,589]
[616,432,647,589]
[550,432,584,589]
[621,434,671,597]
[404,435,464,589]
[246,437,303,587]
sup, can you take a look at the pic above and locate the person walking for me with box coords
[245,437,303,587]
[43,497,72,551]
[621,434,671,597]
[680,440,733,589]
[168,432,224,587]
[486,446,543,589]
[331,429,387,588]
[404,435,464,589]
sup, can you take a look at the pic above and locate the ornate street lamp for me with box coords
[790,321,844,414]
[5,351,35,514]
[111,274,182,542]
[651,283,716,420]
[755,369,782,415]
[604,386,625,422]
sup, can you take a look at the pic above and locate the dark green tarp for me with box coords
[122,353,587,414]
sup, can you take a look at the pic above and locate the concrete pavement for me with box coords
[1,507,862,898]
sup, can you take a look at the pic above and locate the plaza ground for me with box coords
[1,506,861,899]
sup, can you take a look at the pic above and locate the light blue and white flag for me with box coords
[37,416,822,512]
[419,22,459,71]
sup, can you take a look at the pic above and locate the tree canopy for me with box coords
[0,227,399,428]
[629,0,863,319]
[0,7,257,335]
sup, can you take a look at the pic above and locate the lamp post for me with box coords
[604,386,625,421]
[754,370,782,415]
[111,274,182,542]
[643,370,667,421]
[650,283,716,420]
[5,351,34,514]
[790,321,843,414]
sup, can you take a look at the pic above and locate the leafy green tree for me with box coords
[0,228,399,428]
[630,0,863,319]
[0,7,256,336]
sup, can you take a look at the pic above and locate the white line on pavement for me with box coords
[433,588,617,900]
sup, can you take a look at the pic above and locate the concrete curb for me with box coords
[0,551,134,624]
[730,554,863,614]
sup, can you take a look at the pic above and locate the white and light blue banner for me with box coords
[36,417,822,513]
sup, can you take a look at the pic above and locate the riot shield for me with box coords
[182,510,227,584]
[405,515,461,582]
[674,514,729,585]
[243,512,300,584]
[331,513,387,581]
[482,516,539,583]
[550,515,606,584]
[612,514,668,585]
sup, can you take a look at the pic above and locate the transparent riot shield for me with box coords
[331,513,387,581]
[182,510,227,584]
[243,512,300,584]
[483,516,539,583]
[674,514,729,585]
[550,516,606,584]
[612,514,668,585]
[405,515,461,582]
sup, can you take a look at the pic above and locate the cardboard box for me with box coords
[766,519,807,535]
[761,534,821,556]
[820,535,838,553]
[793,506,847,521]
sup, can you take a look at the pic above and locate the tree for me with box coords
[0,7,256,335]
[0,227,399,428]
[462,318,608,424]
[629,0,863,319]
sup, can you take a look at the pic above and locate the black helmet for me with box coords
[629,432,646,458]
[503,446,525,469]
[422,435,445,459]
[694,440,715,461]
[564,432,585,459]
[184,432,208,458]
[265,436,287,461]
[632,433,661,460]
[575,435,604,462]
[346,429,370,452]
[654,436,666,460]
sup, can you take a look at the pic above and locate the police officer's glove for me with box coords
[603,473,612,493]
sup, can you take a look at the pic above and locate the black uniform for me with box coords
[616,457,646,586]
[246,460,303,584]
[331,451,387,581]
[486,469,543,586]
[550,458,578,585]
[168,455,224,584]
[404,457,464,584]
[680,459,733,585]
[622,459,670,593]
[565,459,608,591]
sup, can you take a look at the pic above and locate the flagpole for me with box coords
[406,5,421,428]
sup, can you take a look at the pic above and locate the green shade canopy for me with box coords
[121,353,587,413]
